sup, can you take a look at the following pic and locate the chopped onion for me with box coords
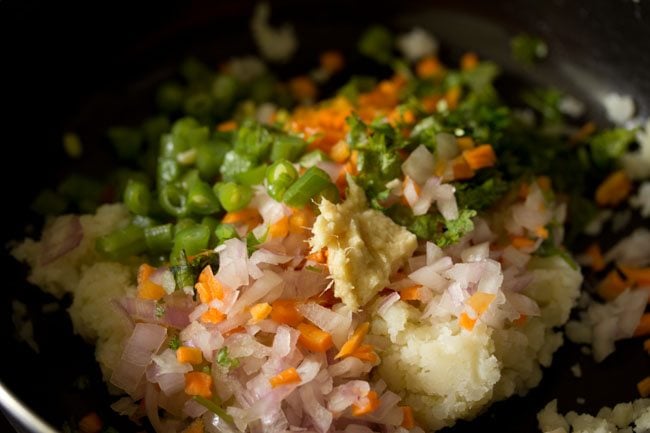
[426,242,444,265]
[376,292,401,318]
[189,303,209,322]
[151,349,193,375]
[40,215,84,265]
[328,358,372,378]
[402,177,420,208]
[111,397,138,417]
[444,262,484,286]
[436,132,459,160]
[316,161,343,182]
[122,323,167,366]
[501,246,530,268]
[250,249,293,266]
[297,302,351,348]
[408,266,447,292]
[411,177,439,216]
[300,383,332,433]
[477,259,503,294]
[183,399,208,418]
[230,270,283,315]
[327,380,370,412]
[157,372,186,396]
[118,296,192,329]
[252,187,290,225]
[507,293,540,317]
[460,242,490,263]
[217,238,250,290]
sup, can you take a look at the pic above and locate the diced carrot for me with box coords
[270,299,304,326]
[350,344,379,363]
[460,52,479,71]
[644,339,650,354]
[399,285,423,301]
[137,264,166,301]
[268,216,289,239]
[249,302,272,324]
[466,292,496,316]
[401,406,415,429]
[536,176,552,191]
[416,56,443,79]
[297,322,334,353]
[196,265,224,302]
[569,121,596,144]
[511,236,535,250]
[336,322,370,359]
[451,156,475,180]
[290,76,317,101]
[78,412,102,433]
[289,207,314,234]
[513,314,528,327]
[595,170,632,206]
[330,140,351,163]
[181,418,204,433]
[421,95,440,113]
[635,314,650,337]
[459,312,476,331]
[619,266,650,286]
[222,208,261,231]
[638,376,650,397]
[444,86,461,110]
[585,243,606,272]
[456,136,475,151]
[307,248,328,264]
[217,120,237,132]
[535,226,549,239]
[177,346,203,365]
[269,367,302,388]
[352,390,380,416]
[462,144,496,170]
[350,150,359,166]
[597,270,629,302]
[320,50,345,74]
[185,372,213,398]
[200,308,226,324]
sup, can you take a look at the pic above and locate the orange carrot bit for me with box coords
[289,76,318,101]
[401,406,415,429]
[511,236,536,250]
[330,140,351,163]
[635,314,650,337]
[336,322,370,359]
[185,372,213,398]
[451,156,475,180]
[416,56,443,79]
[444,86,461,110]
[269,367,302,388]
[421,95,441,113]
[249,302,272,324]
[569,121,597,144]
[270,299,304,327]
[200,308,226,324]
[462,144,496,170]
[217,120,237,132]
[466,292,496,316]
[177,346,203,365]
[597,270,629,302]
[288,207,314,234]
[459,312,477,331]
[297,322,334,353]
[638,376,650,397]
[619,266,650,286]
[196,265,224,302]
[456,136,475,151]
[399,285,423,301]
[181,418,204,433]
[513,314,528,327]
[585,243,606,272]
[350,344,379,363]
[136,264,166,301]
[307,248,328,264]
[78,412,103,433]
[535,226,549,239]
[222,208,262,230]
[460,52,479,71]
[644,339,650,354]
[268,216,289,239]
[320,50,345,74]
[595,170,632,206]
[352,390,380,416]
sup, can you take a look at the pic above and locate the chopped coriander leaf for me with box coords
[589,128,636,169]
[388,206,477,247]
[455,175,510,211]
[216,347,240,370]
[168,335,181,350]
[154,301,166,318]
[510,33,548,65]
[358,25,394,64]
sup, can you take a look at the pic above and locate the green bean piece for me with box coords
[159,183,188,217]
[265,160,299,201]
[187,180,221,215]
[171,249,196,289]
[298,150,330,168]
[123,179,151,216]
[96,225,146,259]
[235,164,268,186]
[132,215,156,228]
[144,223,174,254]
[217,182,253,212]
[271,135,308,162]
[196,140,229,180]
[201,216,220,247]
[282,166,335,207]
[170,225,210,265]
[215,223,238,244]
[156,82,185,112]
[174,218,197,234]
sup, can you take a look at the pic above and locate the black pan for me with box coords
[1,1,649,432]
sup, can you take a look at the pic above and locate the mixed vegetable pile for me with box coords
[21,21,650,433]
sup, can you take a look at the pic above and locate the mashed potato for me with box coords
[12,204,136,378]
[370,256,582,430]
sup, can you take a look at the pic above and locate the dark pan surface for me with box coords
[1,1,649,431]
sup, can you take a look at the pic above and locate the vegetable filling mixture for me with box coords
[12,19,650,433]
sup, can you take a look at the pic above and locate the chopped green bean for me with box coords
[266,160,298,200]
[217,182,253,212]
[271,135,308,162]
[215,223,238,244]
[96,225,146,259]
[144,223,174,254]
[187,180,221,215]
[159,183,188,217]
[283,166,335,207]
[170,225,210,265]
[235,164,268,186]
[123,179,151,216]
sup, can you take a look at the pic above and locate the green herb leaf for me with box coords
[589,128,636,169]
[510,33,548,65]
[168,335,181,350]
[358,25,394,64]
[216,347,240,370]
